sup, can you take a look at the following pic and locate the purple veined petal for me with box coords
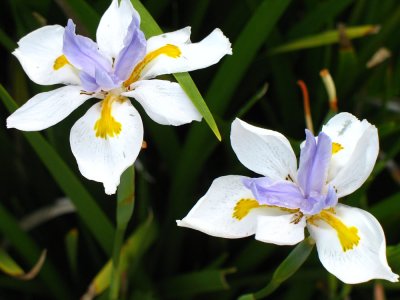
[63,19,112,78]
[95,68,122,90]
[80,71,100,92]
[297,130,332,197]
[246,179,305,211]
[114,16,146,81]
[324,185,338,208]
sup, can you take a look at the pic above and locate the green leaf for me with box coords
[0,248,25,277]
[239,237,315,299]
[82,214,157,299]
[130,0,221,140]
[158,268,235,299]
[270,25,379,55]
[0,85,115,255]
[65,228,79,277]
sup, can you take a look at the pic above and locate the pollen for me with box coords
[233,199,261,220]
[94,94,123,139]
[53,55,70,70]
[315,210,360,252]
[332,142,344,154]
[124,44,181,87]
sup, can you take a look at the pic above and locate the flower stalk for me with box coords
[110,166,135,300]
[297,80,314,134]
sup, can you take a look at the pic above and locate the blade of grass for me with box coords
[0,203,71,300]
[0,85,115,255]
[270,25,379,55]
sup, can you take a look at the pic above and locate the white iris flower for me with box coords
[178,113,398,284]
[7,0,232,194]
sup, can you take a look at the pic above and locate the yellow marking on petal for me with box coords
[94,94,123,139]
[332,142,344,154]
[53,55,70,70]
[308,210,360,252]
[233,199,261,220]
[124,44,181,87]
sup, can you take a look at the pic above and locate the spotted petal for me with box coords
[307,204,398,284]
[231,119,297,180]
[140,28,232,79]
[322,113,378,194]
[13,25,80,86]
[122,79,201,126]
[70,98,143,195]
[177,175,278,238]
[7,86,91,131]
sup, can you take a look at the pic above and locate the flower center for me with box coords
[53,55,70,70]
[123,44,181,87]
[308,210,360,251]
[94,94,123,139]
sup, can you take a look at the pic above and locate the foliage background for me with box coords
[1,0,400,299]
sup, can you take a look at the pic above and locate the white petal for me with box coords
[140,28,232,79]
[230,119,298,180]
[13,25,80,85]
[255,214,306,245]
[7,86,91,131]
[307,204,398,284]
[122,79,201,125]
[322,113,377,186]
[96,0,140,59]
[70,99,143,194]
[329,124,378,198]
[178,175,281,238]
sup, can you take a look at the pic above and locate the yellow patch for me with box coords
[332,142,344,154]
[233,199,268,220]
[310,210,360,252]
[124,44,181,87]
[94,94,123,139]
[53,55,70,70]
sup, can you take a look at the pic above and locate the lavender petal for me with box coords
[114,16,146,82]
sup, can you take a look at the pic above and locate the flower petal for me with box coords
[70,99,143,194]
[255,213,306,245]
[122,79,201,126]
[140,28,232,79]
[230,119,297,180]
[177,175,280,238]
[298,130,332,196]
[13,25,80,85]
[96,0,141,59]
[321,112,378,190]
[307,204,398,284]
[7,86,91,131]
[329,124,378,198]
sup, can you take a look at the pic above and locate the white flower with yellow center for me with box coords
[178,113,398,284]
[7,0,232,195]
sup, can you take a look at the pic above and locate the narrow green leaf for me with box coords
[0,248,25,277]
[270,25,379,55]
[158,268,235,299]
[239,237,315,299]
[0,204,71,300]
[130,0,221,140]
[65,228,79,277]
[0,85,115,255]
[83,214,157,299]
[0,27,15,51]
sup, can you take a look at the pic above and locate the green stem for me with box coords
[109,167,136,300]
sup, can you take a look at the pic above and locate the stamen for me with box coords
[297,80,314,134]
[124,44,181,87]
[94,94,124,139]
[320,69,338,113]
[309,210,360,252]
[53,55,70,70]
